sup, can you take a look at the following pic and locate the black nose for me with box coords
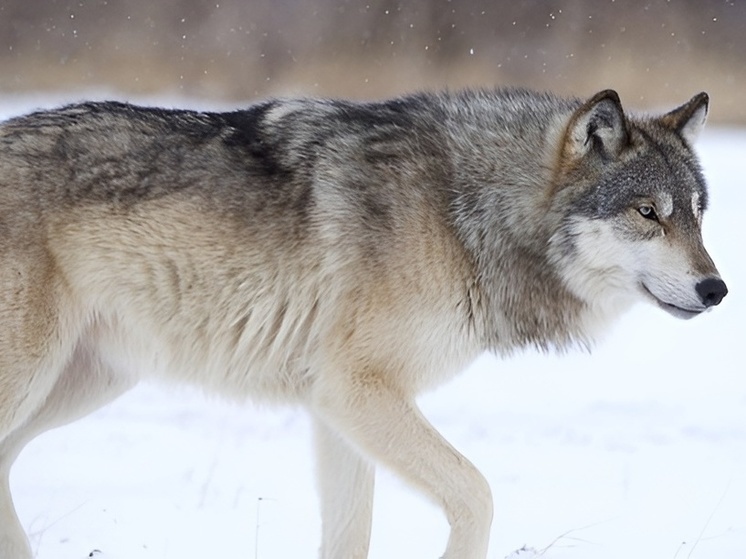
[695,277,728,308]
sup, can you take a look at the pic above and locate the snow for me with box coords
[3,97,745,559]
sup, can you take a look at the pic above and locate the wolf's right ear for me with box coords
[563,90,629,162]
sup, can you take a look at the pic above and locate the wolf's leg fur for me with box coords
[314,417,375,559]
[0,342,134,559]
[313,376,493,559]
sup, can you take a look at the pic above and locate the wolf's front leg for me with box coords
[313,417,375,559]
[312,376,493,559]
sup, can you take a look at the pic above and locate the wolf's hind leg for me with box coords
[312,375,493,559]
[0,342,135,559]
[313,416,375,559]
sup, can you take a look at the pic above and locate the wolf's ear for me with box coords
[563,90,629,162]
[660,92,709,145]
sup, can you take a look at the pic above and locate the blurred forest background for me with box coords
[0,0,745,122]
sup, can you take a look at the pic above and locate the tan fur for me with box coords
[0,89,727,559]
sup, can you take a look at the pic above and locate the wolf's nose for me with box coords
[696,277,728,307]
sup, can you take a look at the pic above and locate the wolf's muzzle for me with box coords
[695,277,728,308]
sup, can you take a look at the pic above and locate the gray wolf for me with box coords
[0,88,727,559]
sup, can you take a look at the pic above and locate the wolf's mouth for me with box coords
[640,284,703,320]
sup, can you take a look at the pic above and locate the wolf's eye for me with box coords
[638,205,658,221]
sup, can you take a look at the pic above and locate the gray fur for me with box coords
[0,88,727,559]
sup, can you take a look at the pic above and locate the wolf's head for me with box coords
[549,90,727,320]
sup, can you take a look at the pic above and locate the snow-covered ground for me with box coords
[3,96,745,559]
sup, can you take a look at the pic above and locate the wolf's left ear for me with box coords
[660,92,709,145]
[564,89,629,162]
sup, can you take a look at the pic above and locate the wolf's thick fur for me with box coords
[0,88,727,558]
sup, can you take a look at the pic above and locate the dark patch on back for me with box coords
[218,102,287,178]
[63,102,227,144]
[329,96,419,130]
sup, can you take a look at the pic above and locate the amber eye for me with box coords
[638,205,658,221]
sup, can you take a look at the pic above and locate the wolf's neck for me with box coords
[464,234,590,354]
